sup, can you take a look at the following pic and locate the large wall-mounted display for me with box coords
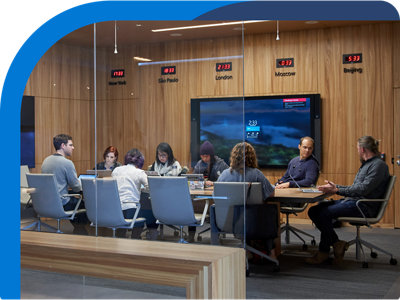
[191,94,321,168]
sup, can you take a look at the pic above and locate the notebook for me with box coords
[181,174,205,190]
[86,169,112,178]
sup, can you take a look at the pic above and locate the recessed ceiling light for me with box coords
[136,24,142,27]
[133,56,152,62]
[170,33,182,37]
[305,21,319,24]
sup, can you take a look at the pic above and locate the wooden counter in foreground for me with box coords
[21,231,245,299]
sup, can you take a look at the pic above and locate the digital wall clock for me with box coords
[216,62,232,72]
[111,69,125,78]
[276,58,294,68]
[343,53,362,64]
[161,66,176,75]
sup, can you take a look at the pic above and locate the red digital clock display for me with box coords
[276,58,294,68]
[216,62,232,72]
[111,69,125,78]
[343,53,362,64]
[161,66,176,75]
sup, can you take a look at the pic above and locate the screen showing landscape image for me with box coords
[196,96,315,168]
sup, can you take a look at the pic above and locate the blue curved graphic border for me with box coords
[0,1,398,298]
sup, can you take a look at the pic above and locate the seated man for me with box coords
[276,136,319,189]
[41,133,89,234]
[307,135,389,265]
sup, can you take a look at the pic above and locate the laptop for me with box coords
[145,170,160,176]
[86,169,112,178]
[78,174,97,180]
[290,173,322,193]
[181,174,205,190]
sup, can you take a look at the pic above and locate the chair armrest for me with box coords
[354,198,385,227]
[62,194,83,219]
[24,188,36,194]
[128,203,142,229]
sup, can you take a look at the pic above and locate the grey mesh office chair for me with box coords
[211,182,279,273]
[81,178,146,238]
[21,173,85,233]
[148,176,208,243]
[337,175,397,268]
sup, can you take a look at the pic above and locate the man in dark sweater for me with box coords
[306,135,389,265]
[276,136,319,189]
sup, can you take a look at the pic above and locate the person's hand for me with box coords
[205,180,213,187]
[275,182,290,189]
[318,180,338,194]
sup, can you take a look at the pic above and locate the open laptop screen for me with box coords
[78,174,97,180]
[181,174,204,190]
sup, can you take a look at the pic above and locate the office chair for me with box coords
[20,165,31,208]
[81,178,146,238]
[211,182,279,273]
[280,202,316,250]
[148,176,208,243]
[21,174,86,233]
[337,175,397,268]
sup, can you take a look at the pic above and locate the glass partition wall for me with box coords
[93,20,246,244]
[21,20,259,296]
[22,20,248,244]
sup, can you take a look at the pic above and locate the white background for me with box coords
[0,0,399,99]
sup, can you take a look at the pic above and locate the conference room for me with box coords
[14,5,400,298]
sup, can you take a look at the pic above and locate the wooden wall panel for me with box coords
[393,23,400,228]
[24,22,399,226]
[394,23,400,88]
[24,43,94,174]
[244,29,318,95]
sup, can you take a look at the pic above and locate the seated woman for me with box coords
[95,146,122,170]
[148,142,182,176]
[112,148,158,239]
[193,140,229,186]
[216,142,277,258]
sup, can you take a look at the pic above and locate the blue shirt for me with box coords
[278,156,319,187]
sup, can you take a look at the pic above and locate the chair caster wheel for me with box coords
[272,265,280,272]
[370,252,378,258]
[362,262,369,268]
[302,244,308,251]
[390,258,397,265]
[197,236,202,242]
[311,239,316,246]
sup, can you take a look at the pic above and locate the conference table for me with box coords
[190,186,327,202]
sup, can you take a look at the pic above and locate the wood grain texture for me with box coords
[21,231,245,299]
[23,22,399,226]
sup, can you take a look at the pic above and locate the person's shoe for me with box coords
[305,251,330,265]
[332,240,349,265]
[146,228,159,240]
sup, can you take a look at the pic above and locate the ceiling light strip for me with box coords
[137,55,243,66]
[152,20,267,32]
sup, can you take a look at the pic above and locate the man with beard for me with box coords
[306,136,389,265]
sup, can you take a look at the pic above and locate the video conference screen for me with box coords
[191,94,321,168]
